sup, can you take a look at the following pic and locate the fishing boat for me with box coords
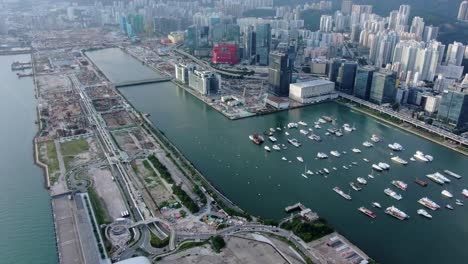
[414,178,428,187]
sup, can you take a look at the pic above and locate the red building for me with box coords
[212,43,238,64]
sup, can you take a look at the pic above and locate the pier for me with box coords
[338,92,468,147]
[114,77,172,87]
[285,202,305,213]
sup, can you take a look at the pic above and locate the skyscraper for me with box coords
[370,70,397,105]
[255,23,271,65]
[437,88,468,128]
[341,0,353,15]
[457,1,468,21]
[335,61,357,94]
[320,15,333,33]
[409,16,425,40]
[422,25,439,43]
[445,41,465,66]
[268,51,292,97]
[396,5,411,31]
[354,66,375,100]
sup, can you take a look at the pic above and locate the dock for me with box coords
[285,202,305,213]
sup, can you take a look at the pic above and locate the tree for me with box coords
[211,235,226,253]
[391,102,400,111]
[426,118,433,125]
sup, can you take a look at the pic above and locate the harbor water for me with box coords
[0,55,58,264]
[87,48,468,264]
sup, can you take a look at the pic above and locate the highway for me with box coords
[338,92,468,146]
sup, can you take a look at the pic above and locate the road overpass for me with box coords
[114,77,172,87]
[338,92,468,146]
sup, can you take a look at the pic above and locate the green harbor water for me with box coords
[87,48,468,264]
[0,55,58,264]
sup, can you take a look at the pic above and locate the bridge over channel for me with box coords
[114,77,172,87]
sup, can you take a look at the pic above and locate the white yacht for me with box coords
[297,157,304,163]
[372,202,382,208]
[372,164,383,171]
[287,123,298,129]
[285,131,290,136]
[281,157,287,161]
[300,129,309,135]
[357,177,367,185]
[378,162,390,170]
[417,209,432,219]
[441,190,453,198]
[391,156,408,165]
[264,146,271,152]
[298,121,308,126]
[362,141,373,147]
[330,150,341,157]
[269,136,278,142]
[272,145,281,151]
[317,152,328,159]
[371,134,381,142]
[388,143,403,151]
[414,151,429,162]
[352,148,361,153]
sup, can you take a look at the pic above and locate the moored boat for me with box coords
[417,209,432,219]
[462,189,468,198]
[362,141,373,147]
[330,150,341,157]
[414,178,428,187]
[317,152,328,159]
[372,164,383,171]
[385,206,409,220]
[264,146,271,152]
[287,138,301,147]
[372,202,382,208]
[269,136,278,142]
[418,197,440,210]
[297,156,304,163]
[446,204,454,210]
[441,190,453,198]
[352,148,361,153]
[426,173,445,185]
[350,182,362,191]
[384,188,402,200]
[388,142,403,151]
[300,129,309,135]
[392,180,407,191]
[414,151,429,162]
[391,156,408,165]
[357,177,367,185]
[378,162,390,170]
[333,187,352,200]
[371,134,381,142]
[444,170,462,179]
[272,145,281,151]
[249,134,264,145]
[358,207,377,218]
[455,199,464,206]
[298,121,308,126]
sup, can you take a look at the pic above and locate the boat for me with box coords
[446,204,454,210]
[326,128,336,134]
[455,199,464,206]
[323,168,330,174]
[368,174,375,179]
[272,145,281,151]
[388,143,403,151]
[414,151,429,162]
[384,188,402,200]
[343,124,353,132]
[317,152,328,159]
[462,189,468,198]
[281,144,287,149]
[318,118,326,124]
[378,162,390,170]
[276,127,282,131]
[372,164,383,171]
[372,202,382,208]
[350,182,362,191]
[333,187,352,200]
[418,197,440,210]
[417,209,432,219]
[264,146,271,152]
[414,178,428,187]
[391,156,408,165]
[362,141,373,147]
[343,165,349,170]
[330,150,341,157]
[425,154,434,162]
[297,157,304,163]
[264,130,273,136]
[332,167,337,170]
[358,207,377,218]
[318,170,323,175]
[300,129,309,135]
[249,134,264,145]
[335,131,343,137]
[308,134,322,142]
[357,177,367,185]
[298,121,308,126]
[352,148,361,153]
[269,136,278,142]
[444,170,462,179]
[322,116,333,122]
[371,134,381,142]
[301,174,308,179]
[281,157,287,161]
[363,158,369,162]
[325,132,330,136]
[287,138,301,147]
[385,206,409,220]
[426,173,445,185]
[392,180,408,191]
[287,123,298,129]
[434,172,451,183]
[306,170,314,175]
[285,132,290,136]
[352,161,358,165]
[441,190,453,198]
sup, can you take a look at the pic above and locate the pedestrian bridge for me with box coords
[114,77,172,87]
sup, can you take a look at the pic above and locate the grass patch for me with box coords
[39,141,60,184]
[280,217,334,243]
[87,186,111,225]
[172,184,199,213]
[61,139,89,156]
[210,235,226,253]
[178,241,207,252]
[148,155,174,184]
[150,232,169,248]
